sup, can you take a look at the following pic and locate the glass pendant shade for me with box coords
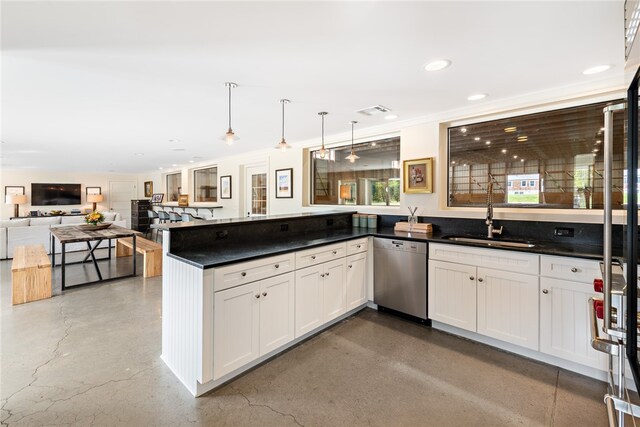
[221,82,238,145]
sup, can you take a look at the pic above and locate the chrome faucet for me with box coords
[486,182,503,238]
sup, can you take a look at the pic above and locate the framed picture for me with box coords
[403,158,433,194]
[151,193,164,204]
[178,194,189,207]
[144,181,153,198]
[86,186,101,195]
[275,168,293,198]
[220,175,232,199]
[5,186,25,196]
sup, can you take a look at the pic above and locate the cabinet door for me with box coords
[346,253,367,310]
[428,260,477,332]
[540,277,608,370]
[259,272,295,356]
[213,282,260,380]
[477,268,539,350]
[295,265,324,338]
[323,258,347,323]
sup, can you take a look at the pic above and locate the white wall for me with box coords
[0,170,141,219]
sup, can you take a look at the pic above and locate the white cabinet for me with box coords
[428,259,477,332]
[477,267,539,350]
[539,255,607,370]
[214,272,294,380]
[295,258,347,338]
[346,253,367,310]
[428,243,540,350]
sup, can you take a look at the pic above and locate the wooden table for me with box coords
[50,225,139,290]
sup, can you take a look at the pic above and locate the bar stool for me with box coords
[181,212,202,222]
[157,210,170,223]
[168,212,182,223]
[146,210,159,241]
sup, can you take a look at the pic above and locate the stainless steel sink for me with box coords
[444,236,535,248]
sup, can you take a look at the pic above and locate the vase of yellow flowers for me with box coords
[85,211,105,225]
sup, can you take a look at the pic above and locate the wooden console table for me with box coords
[50,225,139,290]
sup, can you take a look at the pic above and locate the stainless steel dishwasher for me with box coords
[373,238,427,320]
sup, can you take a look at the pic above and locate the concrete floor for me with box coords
[1,253,610,426]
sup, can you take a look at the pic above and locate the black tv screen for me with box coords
[31,183,81,206]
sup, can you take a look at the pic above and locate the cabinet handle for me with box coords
[332,250,337,255]
[356,245,361,249]
[469,276,475,281]
[477,278,484,282]
[542,289,549,294]
[311,255,316,260]
[571,267,578,273]
[274,264,280,269]
[241,272,247,277]
[349,265,353,268]
[255,294,260,299]
[325,272,330,277]
[262,292,267,297]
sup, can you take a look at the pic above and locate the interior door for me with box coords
[108,181,137,227]
[245,164,267,217]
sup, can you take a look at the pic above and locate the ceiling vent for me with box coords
[356,105,391,116]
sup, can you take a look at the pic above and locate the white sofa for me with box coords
[0,213,125,259]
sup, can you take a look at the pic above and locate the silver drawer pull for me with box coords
[262,292,267,297]
[255,294,260,299]
[349,265,353,269]
[320,273,325,278]
[325,272,330,277]
[571,267,578,273]
[311,255,316,260]
[274,264,279,268]
[241,272,247,277]
[332,250,337,255]
[542,289,549,294]
[469,276,475,281]
[478,278,484,282]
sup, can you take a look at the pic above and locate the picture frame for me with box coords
[151,193,164,204]
[275,168,293,199]
[220,175,232,199]
[5,186,25,196]
[86,186,101,195]
[403,158,433,194]
[144,181,153,198]
[178,194,189,207]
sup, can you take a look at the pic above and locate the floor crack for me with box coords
[237,391,304,427]
[1,299,71,426]
[550,369,560,426]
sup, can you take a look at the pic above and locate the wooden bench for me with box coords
[12,245,52,305]
[116,237,162,278]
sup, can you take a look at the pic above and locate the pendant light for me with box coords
[221,82,239,145]
[345,121,360,163]
[274,99,291,151]
[318,112,328,159]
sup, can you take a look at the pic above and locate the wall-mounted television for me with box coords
[31,183,81,206]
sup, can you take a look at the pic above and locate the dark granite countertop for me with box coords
[168,225,609,269]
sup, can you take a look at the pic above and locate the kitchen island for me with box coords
[159,211,614,396]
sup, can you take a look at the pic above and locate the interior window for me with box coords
[194,167,218,203]
[166,172,181,202]
[448,100,625,209]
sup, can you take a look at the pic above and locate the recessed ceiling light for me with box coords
[504,127,517,133]
[189,160,195,163]
[424,59,451,72]
[474,137,480,141]
[168,139,181,143]
[513,155,518,159]
[583,65,611,75]
[159,167,164,170]
[171,148,185,152]
[501,149,507,153]
[486,140,491,145]
[134,153,144,156]
[385,114,398,120]
[467,93,487,101]
[171,164,177,167]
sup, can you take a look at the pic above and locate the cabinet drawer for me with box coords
[214,253,295,292]
[540,255,601,282]
[429,243,539,275]
[347,238,368,255]
[296,242,347,269]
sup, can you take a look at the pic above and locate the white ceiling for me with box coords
[0,1,625,174]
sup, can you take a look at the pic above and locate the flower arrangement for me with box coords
[85,211,105,226]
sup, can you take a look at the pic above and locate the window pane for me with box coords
[194,167,217,203]
[311,137,400,206]
[166,173,181,202]
[448,100,625,209]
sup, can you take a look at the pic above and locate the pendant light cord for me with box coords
[322,114,325,148]
[228,85,232,130]
[282,100,285,140]
[351,122,354,150]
